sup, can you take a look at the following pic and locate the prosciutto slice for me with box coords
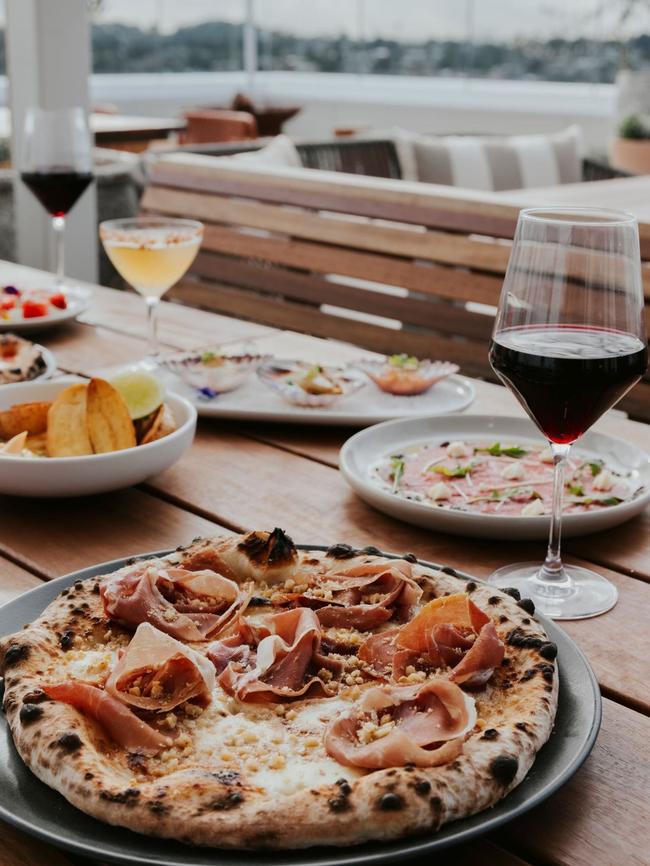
[301,560,422,631]
[100,562,251,641]
[43,682,170,755]
[105,622,216,712]
[324,679,476,769]
[209,607,341,702]
[359,594,504,688]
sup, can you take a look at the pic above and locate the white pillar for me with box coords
[5,0,97,282]
[243,0,257,98]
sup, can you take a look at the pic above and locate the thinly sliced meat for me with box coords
[210,607,341,702]
[43,682,170,755]
[207,632,252,675]
[450,622,505,688]
[100,562,251,641]
[396,594,489,651]
[324,679,476,769]
[105,622,215,712]
[303,560,422,631]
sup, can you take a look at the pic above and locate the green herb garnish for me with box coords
[580,496,623,507]
[200,350,221,364]
[427,463,473,478]
[589,460,604,477]
[390,455,405,491]
[566,484,584,496]
[476,442,528,458]
[388,353,419,370]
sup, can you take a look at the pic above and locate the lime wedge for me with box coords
[109,370,166,420]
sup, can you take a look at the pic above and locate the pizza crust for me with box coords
[0,535,558,849]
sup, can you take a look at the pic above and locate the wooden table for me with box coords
[1,262,650,866]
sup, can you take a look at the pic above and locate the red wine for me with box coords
[490,326,647,444]
[21,167,93,217]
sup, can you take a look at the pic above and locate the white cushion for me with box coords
[231,134,302,168]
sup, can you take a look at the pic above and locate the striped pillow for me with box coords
[401,126,582,190]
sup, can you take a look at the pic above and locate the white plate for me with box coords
[0,344,56,385]
[339,415,650,540]
[0,377,196,497]
[0,287,92,334]
[163,370,475,426]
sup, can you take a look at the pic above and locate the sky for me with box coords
[91,0,649,42]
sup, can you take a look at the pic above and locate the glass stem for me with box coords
[145,296,160,359]
[539,442,571,582]
[52,216,65,287]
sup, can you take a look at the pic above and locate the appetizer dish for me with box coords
[1,284,69,320]
[0,375,176,459]
[357,354,459,396]
[160,349,268,399]
[258,359,366,407]
[374,439,639,516]
[0,334,51,384]
[0,529,557,849]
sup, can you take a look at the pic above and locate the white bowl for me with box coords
[340,414,650,540]
[0,377,197,497]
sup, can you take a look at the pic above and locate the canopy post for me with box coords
[5,0,97,282]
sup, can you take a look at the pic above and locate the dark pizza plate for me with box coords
[0,546,601,866]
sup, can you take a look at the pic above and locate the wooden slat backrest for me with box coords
[142,153,650,419]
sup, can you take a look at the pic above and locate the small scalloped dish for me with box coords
[159,349,268,398]
[257,359,366,408]
[356,355,460,396]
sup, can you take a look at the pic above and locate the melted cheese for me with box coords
[61,649,116,683]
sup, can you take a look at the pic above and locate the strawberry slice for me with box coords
[49,292,67,310]
[22,300,49,318]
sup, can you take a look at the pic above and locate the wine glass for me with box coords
[99,217,203,363]
[489,208,647,620]
[20,107,94,287]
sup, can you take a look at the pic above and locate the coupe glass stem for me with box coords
[538,442,572,585]
[52,216,65,287]
[144,296,160,359]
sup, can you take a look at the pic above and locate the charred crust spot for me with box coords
[74,581,84,592]
[499,615,508,624]
[238,528,296,566]
[100,788,140,805]
[248,596,272,607]
[362,546,382,556]
[149,801,169,816]
[335,778,352,795]
[515,722,529,732]
[326,543,356,559]
[507,628,543,650]
[503,587,521,601]
[522,618,531,625]
[403,553,418,563]
[60,589,69,597]
[378,792,404,811]
[521,668,536,682]
[84,772,94,780]
[539,641,558,660]
[206,790,244,811]
[501,656,511,666]
[22,689,47,704]
[91,584,100,595]
[19,704,43,724]
[57,732,82,752]
[328,795,350,813]
[440,566,457,577]
[490,755,518,786]
[538,662,555,683]
[213,770,240,785]
[481,728,499,740]
[429,795,443,813]
[59,630,75,650]
[125,557,138,566]
[545,684,554,693]
[127,753,148,772]
[305,558,321,565]
[4,643,28,667]
[413,779,431,795]
[518,598,535,615]
[488,596,501,605]
[465,581,477,592]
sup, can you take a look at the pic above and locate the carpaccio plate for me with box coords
[0,546,600,865]
[0,286,91,333]
[340,415,650,540]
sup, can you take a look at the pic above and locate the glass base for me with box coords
[488,562,618,620]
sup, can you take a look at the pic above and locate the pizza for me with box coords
[375,438,637,516]
[0,529,558,850]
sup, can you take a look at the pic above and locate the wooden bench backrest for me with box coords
[142,153,650,419]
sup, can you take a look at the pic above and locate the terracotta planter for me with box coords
[609,138,650,174]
